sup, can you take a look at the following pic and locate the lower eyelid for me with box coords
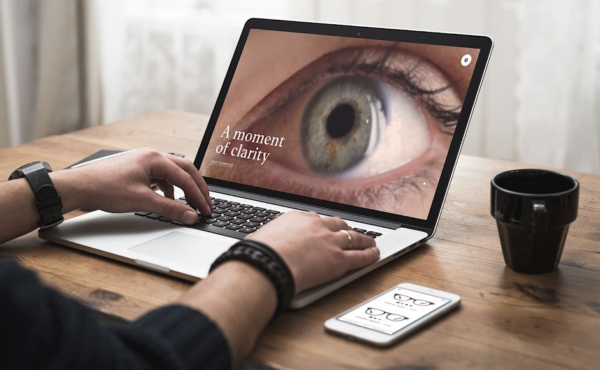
[216,154,442,218]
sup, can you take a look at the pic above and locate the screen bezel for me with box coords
[193,18,493,235]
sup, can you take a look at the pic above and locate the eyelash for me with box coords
[275,46,461,136]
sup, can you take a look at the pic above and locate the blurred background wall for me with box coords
[0,0,599,174]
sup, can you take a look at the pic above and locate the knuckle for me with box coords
[331,216,344,224]
[161,199,180,217]
[184,160,196,171]
[324,230,340,244]
[310,217,325,228]
[132,186,149,200]
[332,247,345,260]
[183,172,194,185]
[143,148,161,159]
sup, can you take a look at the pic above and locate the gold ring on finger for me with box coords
[341,229,353,250]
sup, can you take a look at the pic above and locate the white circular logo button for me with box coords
[461,54,472,67]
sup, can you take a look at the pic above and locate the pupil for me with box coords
[326,103,355,138]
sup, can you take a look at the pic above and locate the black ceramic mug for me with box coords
[491,169,579,274]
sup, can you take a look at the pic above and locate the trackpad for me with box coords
[129,231,230,271]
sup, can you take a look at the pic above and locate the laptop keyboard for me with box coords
[134,197,382,240]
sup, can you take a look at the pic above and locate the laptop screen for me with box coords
[200,28,481,221]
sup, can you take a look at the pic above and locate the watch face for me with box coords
[8,161,52,180]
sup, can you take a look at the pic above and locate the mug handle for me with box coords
[532,200,547,232]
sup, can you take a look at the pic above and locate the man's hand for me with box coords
[53,149,211,224]
[246,210,380,293]
[178,210,379,365]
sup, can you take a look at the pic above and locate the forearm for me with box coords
[0,169,86,244]
[0,259,231,370]
[176,261,277,367]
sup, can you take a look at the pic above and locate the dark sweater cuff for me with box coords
[134,305,231,370]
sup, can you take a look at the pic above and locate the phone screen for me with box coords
[337,287,452,335]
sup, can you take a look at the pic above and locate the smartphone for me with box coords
[324,283,461,347]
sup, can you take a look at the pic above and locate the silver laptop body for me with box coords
[40,19,492,308]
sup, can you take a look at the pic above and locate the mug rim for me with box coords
[491,168,579,197]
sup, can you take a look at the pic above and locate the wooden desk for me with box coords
[1,111,599,369]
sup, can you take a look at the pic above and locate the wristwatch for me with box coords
[8,161,64,229]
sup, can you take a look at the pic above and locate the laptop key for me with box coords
[251,207,266,211]
[230,206,245,212]
[225,224,242,230]
[243,221,259,228]
[241,204,253,208]
[239,227,256,234]
[266,214,278,220]
[212,207,227,214]
[224,211,241,217]
[250,216,266,223]
[134,212,150,216]
[146,213,162,219]
[227,201,240,205]
[241,209,257,214]
[366,231,382,237]
[231,218,247,225]
[267,210,280,215]
[217,216,233,222]
[158,217,172,222]
[353,228,367,233]
[212,221,229,228]
[255,211,270,217]
[237,214,254,220]
[199,217,217,224]
[219,203,232,209]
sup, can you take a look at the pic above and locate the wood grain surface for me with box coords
[0,110,598,369]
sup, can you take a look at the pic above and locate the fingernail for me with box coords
[182,210,197,224]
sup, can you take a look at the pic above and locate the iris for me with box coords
[301,76,387,174]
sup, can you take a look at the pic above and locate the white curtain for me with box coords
[0,0,100,149]
[516,0,600,174]
[31,0,81,139]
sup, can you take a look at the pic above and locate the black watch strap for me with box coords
[10,162,64,229]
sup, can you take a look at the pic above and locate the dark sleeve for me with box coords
[0,258,231,370]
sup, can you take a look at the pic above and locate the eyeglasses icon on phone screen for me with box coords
[394,293,434,306]
[365,308,408,322]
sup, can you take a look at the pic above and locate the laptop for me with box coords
[40,19,492,308]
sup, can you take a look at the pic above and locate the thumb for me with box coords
[148,193,198,225]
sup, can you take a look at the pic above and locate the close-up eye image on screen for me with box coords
[200,30,480,220]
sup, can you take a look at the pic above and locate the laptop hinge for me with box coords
[208,185,402,230]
